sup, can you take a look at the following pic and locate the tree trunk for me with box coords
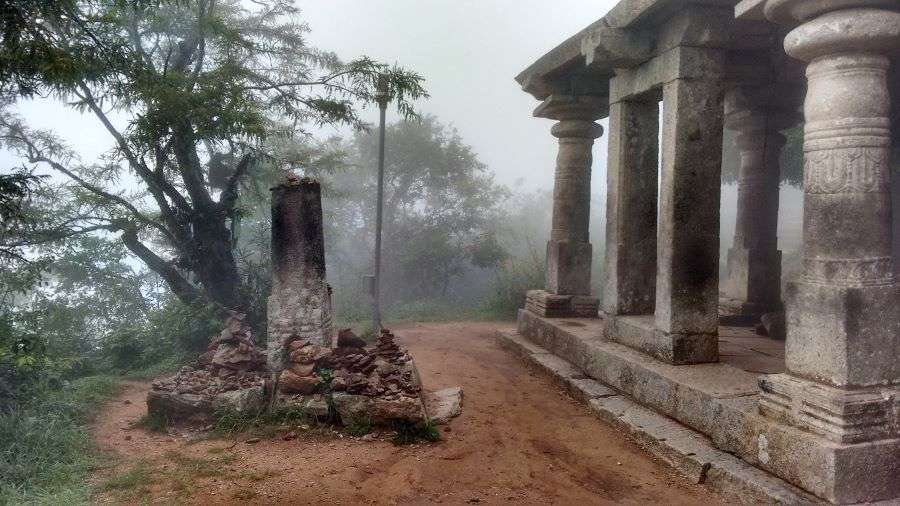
[191,205,244,310]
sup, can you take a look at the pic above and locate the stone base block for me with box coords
[605,313,718,365]
[513,309,900,503]
[723,247,782,310]
[525,289,598,318]
[759,373,900,444]
[545,240,592,295]
[718,296,780,326]
[784,281,900,387]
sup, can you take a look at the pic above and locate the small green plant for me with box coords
[344,416,373,437]
[135,411,169,433]
[212,404,311,436]
[100,462,155,492]
[390,420,440,445]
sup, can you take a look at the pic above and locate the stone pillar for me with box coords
[602,97,659,316]
[525,94,606,318]
[267,176,333,374]
[653,73,724,364]
[758,2,900,503]
[722,91,787,317]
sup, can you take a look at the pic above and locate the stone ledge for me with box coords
[511,310,900,504]
[606,314,719,365]
[495,329,819,505]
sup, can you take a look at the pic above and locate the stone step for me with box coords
[496,329,821,505]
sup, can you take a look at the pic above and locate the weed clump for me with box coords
[390,420,440,445]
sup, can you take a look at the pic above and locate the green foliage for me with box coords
[211,404,311,436]
[0,375,120,505]
[344,417,373,437]
[390,420,440,445]
[0,0,428,312]
[481,248,545,320]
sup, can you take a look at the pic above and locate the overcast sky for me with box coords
[3,1,618,196]
[0,0,810,260]
[298,0,617,193]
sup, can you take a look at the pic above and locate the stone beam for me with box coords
[580,21,654,69]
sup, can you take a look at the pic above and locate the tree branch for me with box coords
[121,228,201,305]
[218,153,253,212]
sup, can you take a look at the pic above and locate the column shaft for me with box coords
[656,77,724,337]
[545,120,602,296]
[603,99,659,315]
[785,50,898,387]
[723,116,784,310]
[524,94,606,318]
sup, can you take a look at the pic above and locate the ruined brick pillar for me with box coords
[267,176,333,374]
[758,1,900,502]
[525,94,606,318]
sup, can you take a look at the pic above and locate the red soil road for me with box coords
[91,321,722,505]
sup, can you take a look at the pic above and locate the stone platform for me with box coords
[499,310,900,504]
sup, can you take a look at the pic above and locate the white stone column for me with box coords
[758,1,900,502]
[524,94,606,318]
[722,90,789,317]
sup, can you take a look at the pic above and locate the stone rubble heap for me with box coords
[147,312,267,423]
[147,320,455,428]
[147,174,462,430]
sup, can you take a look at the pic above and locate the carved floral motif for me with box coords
[804,146,889,194]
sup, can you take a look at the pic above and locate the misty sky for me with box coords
[3,1,618,194]
[298,0,617,192]
[2,0,803,253]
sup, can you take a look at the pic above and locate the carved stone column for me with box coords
[525,94,606,318]
[758,1,900,503]
[722,88,789,318]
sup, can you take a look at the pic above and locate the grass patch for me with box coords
[134,411,169,433]
[344,416,373,437]
[163,451,234,479]
[390,420,440,446]
[99,461,155,492]
[0,375,121,505]
[212,403,313,436]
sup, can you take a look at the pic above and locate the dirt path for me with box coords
[91,321,722,505]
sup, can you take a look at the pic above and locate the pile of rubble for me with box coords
[147,320,460,427]
[147,312,268,423]
[276,328,428,425]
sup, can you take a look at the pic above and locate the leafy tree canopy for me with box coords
[0,0,427,311]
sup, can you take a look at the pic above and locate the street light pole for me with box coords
[372,77,389,331]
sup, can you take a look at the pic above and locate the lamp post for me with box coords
[372,76,390,331]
